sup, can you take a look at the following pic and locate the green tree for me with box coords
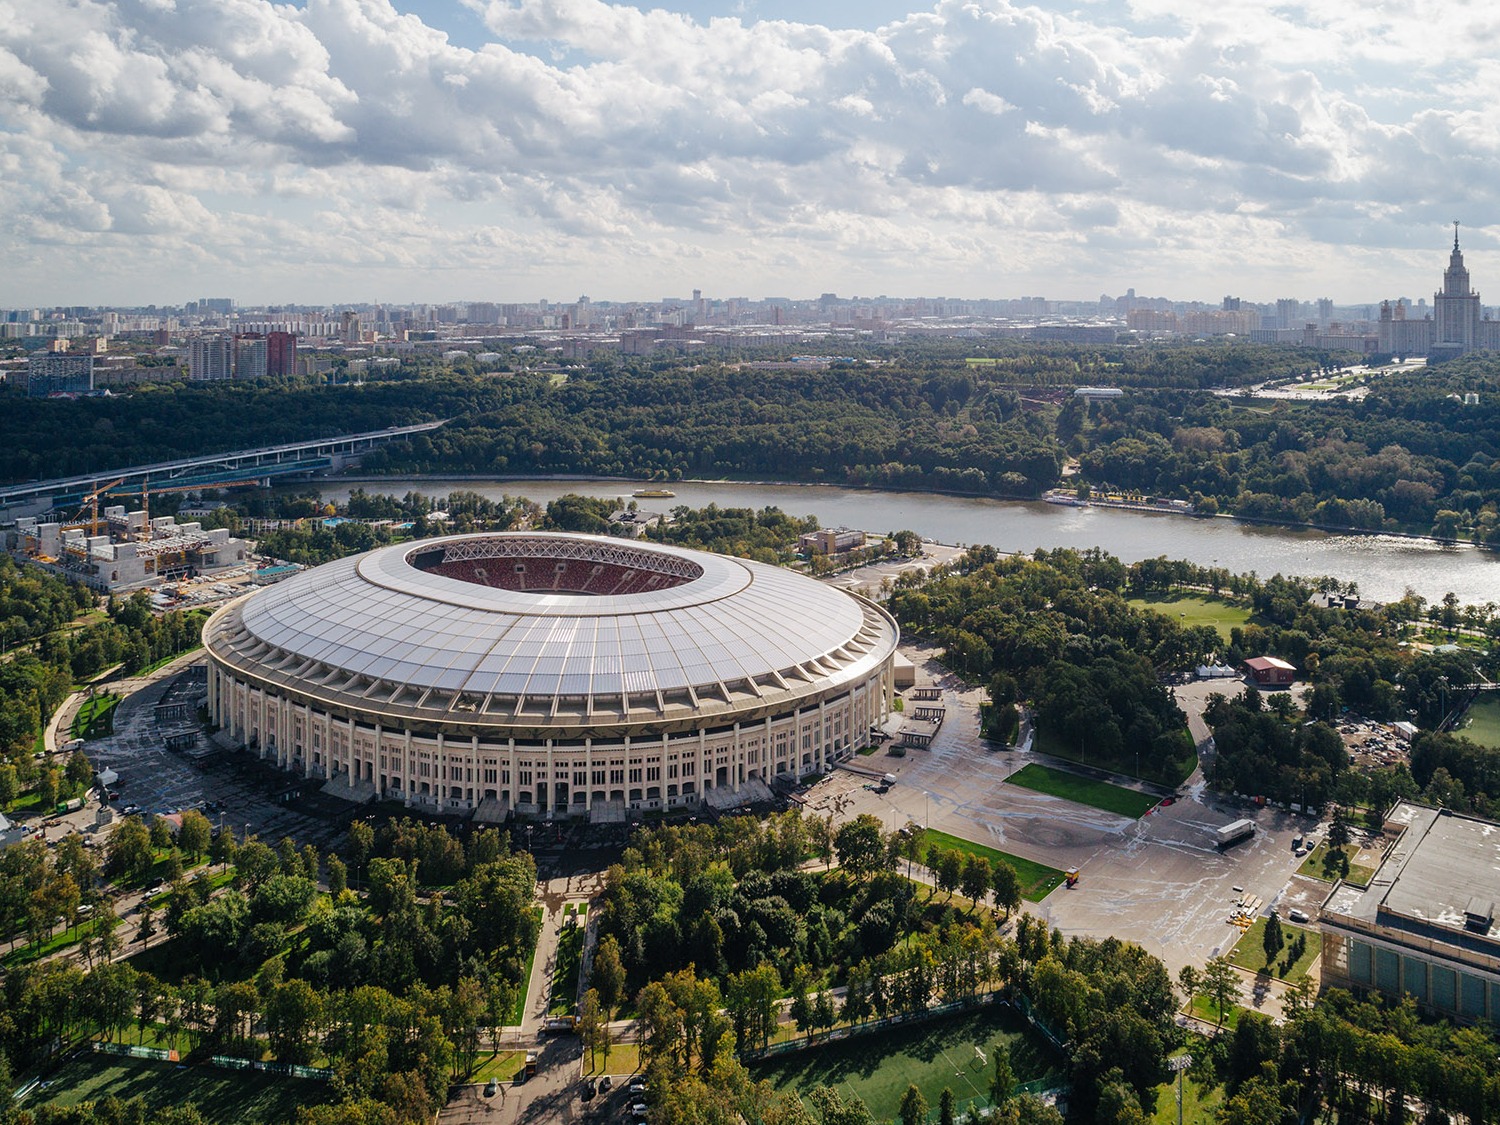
[939,1087,957,1125]
[1202,957,1240,1029]
[990,1042,1016,1105]
[960,854,992,908]
[591,932,626,1017]
[834,815,889,878]
[106,816,154,882]
[178,809,212,861]
[1261,912,1284,967]
[899,1083,928,1125]
[991,861,1022,917]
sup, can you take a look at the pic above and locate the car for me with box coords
[630,1105,649,1120]
[628,1081,648,1095]
[483,1079,498,1098]
[1160,796,1175,807]
[1289,908,1310,924]
[122,804,141,816]
[599,1076,613,1092]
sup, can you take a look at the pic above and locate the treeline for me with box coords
[0,375,518,485]
[1069,362,1500,538]
[1202,987,1500,1125]
[365,365,1066,497]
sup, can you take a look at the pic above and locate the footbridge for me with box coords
[0,421,446,517]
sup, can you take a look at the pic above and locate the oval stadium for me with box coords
[203,532,900,820]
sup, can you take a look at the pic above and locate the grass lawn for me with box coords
[1225,919,1322,981]
[1005,763,1160,819]
[71,693,121,741]
[1126,592,1253,639]
[28,1055,338,1124]
[1459,695,1500,750]
[548,922,584,1017]
[584,1042,642,1078]
[750,1004,1062,1121]
[1188,995,1247,1031]
[1297,842,1376,887]
[511,909,543,1024]
[3,923,92,968]
[135,644,205,678]
[1150,1069,1225,1125]
[470,1049,526,1083]
[913,829,1065,901]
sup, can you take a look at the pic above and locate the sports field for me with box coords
[28,1055,338,1123]
[750,1004,1062,1120]
[914,828,1066,901]
[1460,695,1500,750]
[1005,763,1160,819]
[1126,592,1252,639]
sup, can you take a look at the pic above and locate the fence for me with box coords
[211,1055,333,1080]
[92,1041,179,1063]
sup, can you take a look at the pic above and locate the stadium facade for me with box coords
[204,533,899,818]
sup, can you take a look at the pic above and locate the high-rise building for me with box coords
[234,333,268,380]
[1379,225,1500,360]
[188,335,234,380]
[266,331,296,377]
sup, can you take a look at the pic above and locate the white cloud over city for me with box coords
[1,0,1496,304]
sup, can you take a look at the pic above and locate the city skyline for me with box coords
[3,0,1496,305]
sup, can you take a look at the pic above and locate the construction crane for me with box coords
[61,478,125,537]
[108,478,262,541]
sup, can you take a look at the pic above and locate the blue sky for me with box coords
[0,0,1494,306]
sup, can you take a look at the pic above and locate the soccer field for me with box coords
[750,1004,1063,1120]
[1006,763,1160,819]
[1459,695,1500,750]
[29,1055,338,1124]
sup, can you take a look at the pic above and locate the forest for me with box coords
[7,340,1500,542]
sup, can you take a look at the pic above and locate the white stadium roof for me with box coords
[208,533,897,729]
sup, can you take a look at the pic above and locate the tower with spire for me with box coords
[1432,220,1482,360]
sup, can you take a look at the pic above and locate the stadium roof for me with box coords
[208,533,897,726]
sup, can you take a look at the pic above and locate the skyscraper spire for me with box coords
[1454,219,1461,251]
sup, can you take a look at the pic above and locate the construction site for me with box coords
[7,478,253,593]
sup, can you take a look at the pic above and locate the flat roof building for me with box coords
[1320,800,1500,1024]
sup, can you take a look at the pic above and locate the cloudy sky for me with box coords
[2,0,1496,307]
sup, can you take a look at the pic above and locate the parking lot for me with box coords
[806,647,1324,976]
[80,660,351,854]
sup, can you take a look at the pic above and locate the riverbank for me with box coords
[308,473,1498,605]
[324,471,1496,558]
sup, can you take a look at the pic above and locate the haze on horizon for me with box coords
[1,0,1494,308]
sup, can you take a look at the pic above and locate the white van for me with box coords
[882,773,897,786]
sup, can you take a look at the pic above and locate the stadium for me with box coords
[204,532,900,819]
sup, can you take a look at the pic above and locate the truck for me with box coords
[55,798,84,815]
[542,1015,579,1034]
[1216,818,1256,849]
[523,1052,538,1079]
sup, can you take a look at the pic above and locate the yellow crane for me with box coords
[109,478,261,541]
[61,478,126,537]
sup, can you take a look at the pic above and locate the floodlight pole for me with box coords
[1169,1054,1192,1125]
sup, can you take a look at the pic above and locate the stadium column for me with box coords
[584,739,594,814]
[437,731,447,809]
[817,698,828,772]
[402,729,414,808]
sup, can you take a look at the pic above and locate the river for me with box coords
[318,477,1498,607]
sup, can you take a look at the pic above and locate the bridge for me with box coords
[0,421,447,517]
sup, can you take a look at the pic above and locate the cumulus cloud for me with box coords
[0,0,1497,302]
